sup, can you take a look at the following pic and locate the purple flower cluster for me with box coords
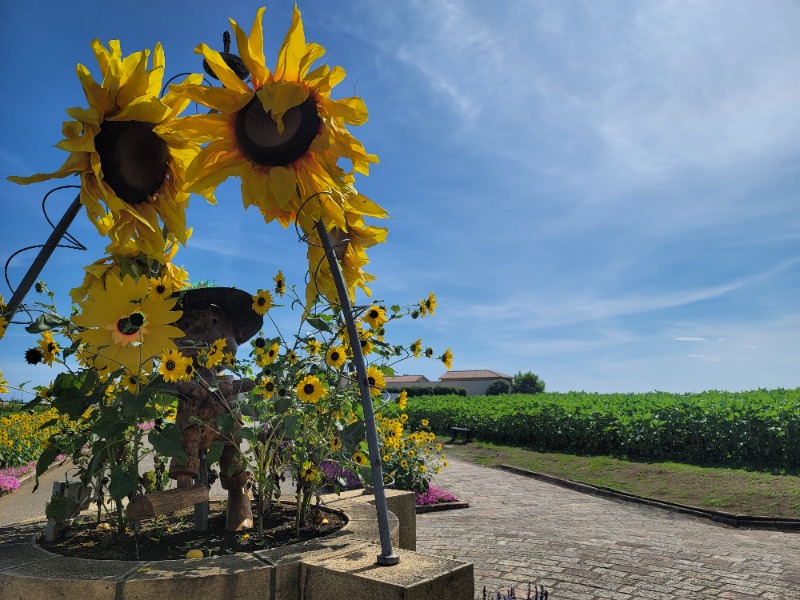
[0,475,21,493]
[0,460,35,494]
[414,485,459,507]
[0,455,67,495]
[320,460,362,490]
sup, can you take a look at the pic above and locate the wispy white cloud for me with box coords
[674,337,706,342]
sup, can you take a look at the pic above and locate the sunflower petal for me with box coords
[195,44,251,94]
[274,5,306,82]
[230,7,268,88]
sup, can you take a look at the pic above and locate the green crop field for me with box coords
[391,388,800,472]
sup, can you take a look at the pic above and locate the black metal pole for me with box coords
[314,220,399,565]
[4,194,82,319]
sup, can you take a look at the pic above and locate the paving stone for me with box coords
[416,458,800,599]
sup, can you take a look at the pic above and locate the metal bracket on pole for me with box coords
[314,220,400,565]
[4,193,82,319]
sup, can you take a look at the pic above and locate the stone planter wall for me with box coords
[0,490,473,600]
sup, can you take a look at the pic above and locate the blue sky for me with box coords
[1,1,798,396]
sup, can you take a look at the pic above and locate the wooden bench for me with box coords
[448,426,474,444]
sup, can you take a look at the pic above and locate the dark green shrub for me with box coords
[386,386,467,397]
[486,380,511,395]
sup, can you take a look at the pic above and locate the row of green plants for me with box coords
[395,389,800,471]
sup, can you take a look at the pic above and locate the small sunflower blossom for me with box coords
[330,436,343,451]
[0,371,8,394]
[37,331,61,367]
[425,347,434,359]
[0,314,8,341]
[441,347,454,370]
[148,276,173,300]
[197,346,224,369]
[352,451,368,467]
[286,350,298,365]
[295,374,326,403]
[363,305,387,329]
[251,289,273,315]
[273,270,286,297]
[359,330,374,355]
[306,338,322,355]
[299,461,318,482]
[183,362,195,380]
[410,339,422,358]
[122,372,146,393]
[256,377,277,398]
[366,365,385,397]
[325,345,346,369]
[397,390,408,410]
[158,348,191,383]
[423,292,437,316]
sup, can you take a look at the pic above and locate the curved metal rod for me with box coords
[314,219,399,565]
[4,193,83,321]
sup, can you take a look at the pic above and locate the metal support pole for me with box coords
[194,449,209,531]
[4,194,82,319]
[314,220,400,565]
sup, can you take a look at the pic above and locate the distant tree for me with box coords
[485,380,511,395]
[511,371,545,395]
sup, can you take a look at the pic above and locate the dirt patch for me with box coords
[38,501,346,561]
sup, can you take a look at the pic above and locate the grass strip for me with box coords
[440,439,800,519]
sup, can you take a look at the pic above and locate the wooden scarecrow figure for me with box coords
[167,287,262,531]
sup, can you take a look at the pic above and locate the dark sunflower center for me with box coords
[268,349,275,357]
[255,337,266,348]
[265,382,275,392]
[257,297,266,306]
[184,364,194,375]
[165,360,176,371]
[156,284,166,294]
[369,310,379,319]
[330,351,340,361]
[303,384,315,395]
[234,95,320,167]
[117,312,144,335]
[368,377,375,387]
[94,120,169,205]
[25,348,43,365]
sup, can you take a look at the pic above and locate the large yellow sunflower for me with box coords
[72,273,184,375]
[8,40,203,259]
[305,202,388,309]
[70,241,190,305]
[164,6,386,304]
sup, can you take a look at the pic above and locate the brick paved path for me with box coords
[416,458,800,599]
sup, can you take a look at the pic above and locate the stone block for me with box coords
[0,555,140,600]
[120,553,272,600]
[257,536,371,600]
[301,545,474,600]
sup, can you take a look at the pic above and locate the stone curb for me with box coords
[496,464,800,532]
[415,501,470,514]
